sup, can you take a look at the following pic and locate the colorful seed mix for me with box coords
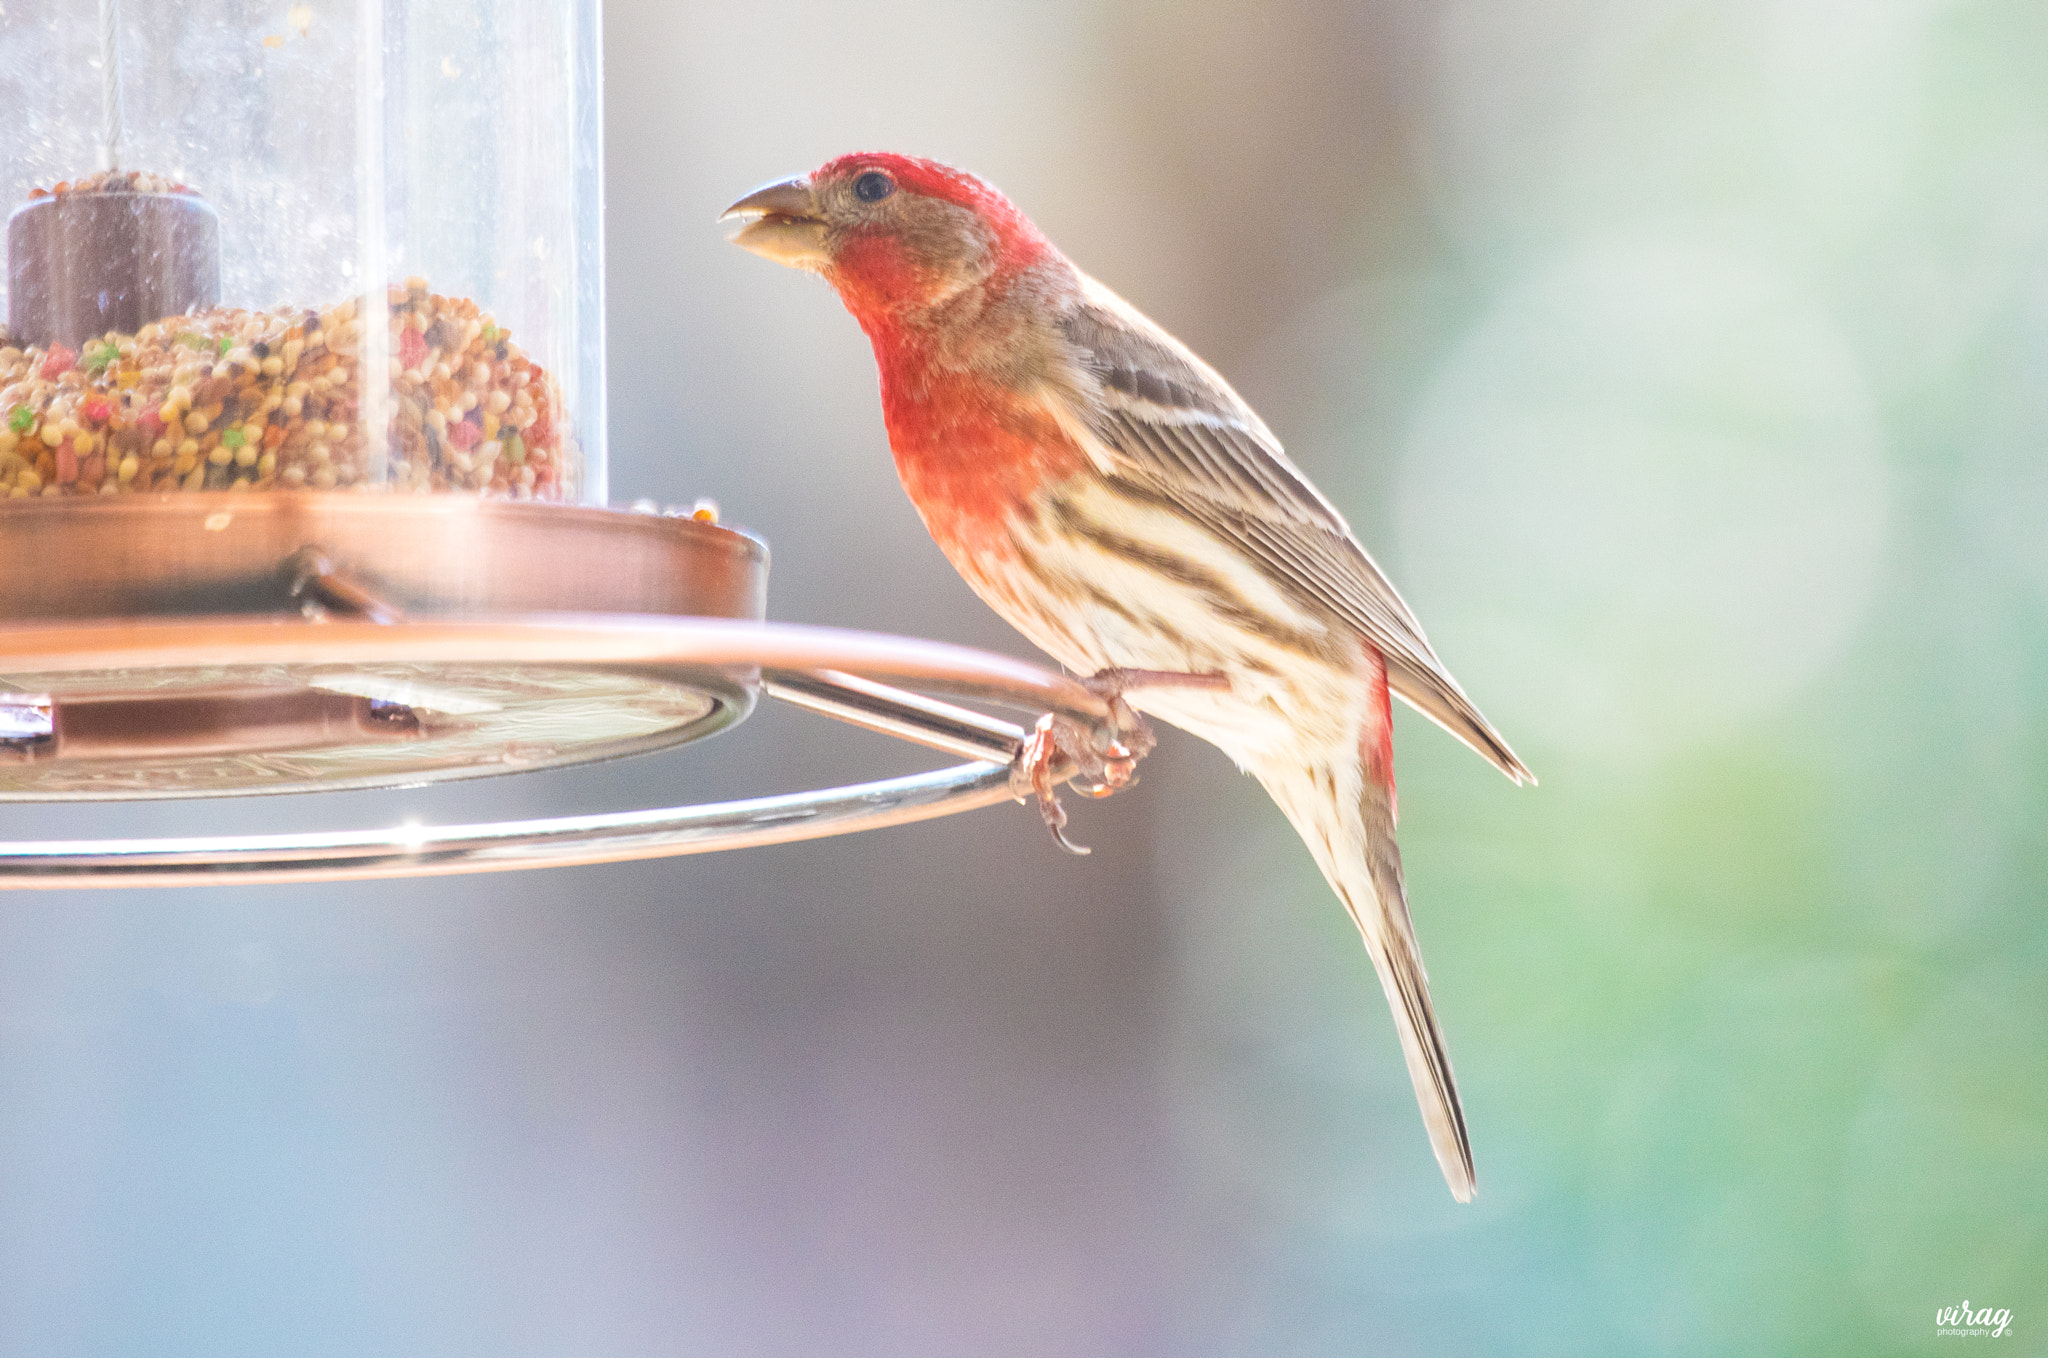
[0,278,574,499]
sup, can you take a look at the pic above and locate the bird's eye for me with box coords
[853,171,895,203]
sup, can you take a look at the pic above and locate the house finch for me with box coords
[722,153,1531,1201]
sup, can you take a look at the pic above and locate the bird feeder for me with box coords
[0,0,1125,886]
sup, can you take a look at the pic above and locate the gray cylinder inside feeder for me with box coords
[6,190,220,350]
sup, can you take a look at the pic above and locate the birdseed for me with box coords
[0,279,575,499]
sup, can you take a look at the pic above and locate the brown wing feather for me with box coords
[1060,281,1534,785]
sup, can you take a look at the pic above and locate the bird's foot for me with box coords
[1012,708,1151,856]
[1012,714,1092,855]
[1010,669,1217,855]
[1081,667,1231,698]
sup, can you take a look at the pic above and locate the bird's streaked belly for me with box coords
[937,473,1364,763]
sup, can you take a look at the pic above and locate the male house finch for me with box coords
[723,153,1531,1201]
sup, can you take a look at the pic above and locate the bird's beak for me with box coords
[719,176,829,271]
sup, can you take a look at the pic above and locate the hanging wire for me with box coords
[99,0,123,172]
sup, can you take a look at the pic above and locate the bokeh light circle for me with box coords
[1397,234,1888,763]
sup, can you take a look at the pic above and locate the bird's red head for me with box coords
[721,152,1055,325]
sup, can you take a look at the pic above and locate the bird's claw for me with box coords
[1013,714,1090,855]
[1009,682,1162,855]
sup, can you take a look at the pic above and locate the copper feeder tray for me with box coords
[0,494,768,799]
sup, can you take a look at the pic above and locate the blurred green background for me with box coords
[2,0,2045,1354]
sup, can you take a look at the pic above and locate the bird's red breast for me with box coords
[871,356,1087,553]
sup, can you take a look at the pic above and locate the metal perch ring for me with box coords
[0,617,1131,888]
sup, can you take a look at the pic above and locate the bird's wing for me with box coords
[1056,278,1533,785]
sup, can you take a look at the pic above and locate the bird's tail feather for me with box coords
[1256,756,1477,1202]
